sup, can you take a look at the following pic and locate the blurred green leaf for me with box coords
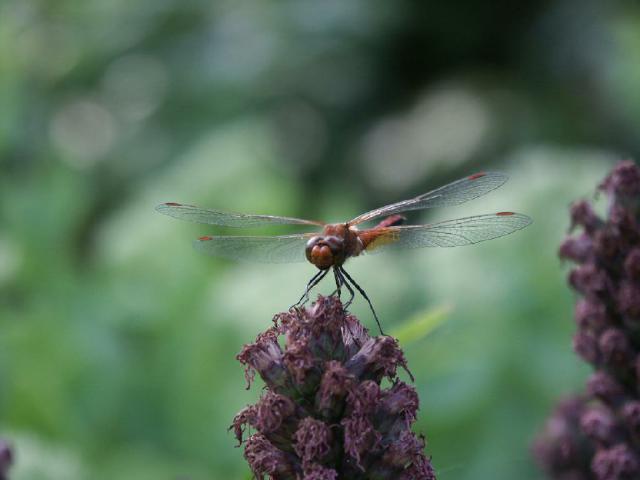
[390,304,452,345]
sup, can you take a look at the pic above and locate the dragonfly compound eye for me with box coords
[305,236,342,270]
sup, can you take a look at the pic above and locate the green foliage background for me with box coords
[2,1,640,479]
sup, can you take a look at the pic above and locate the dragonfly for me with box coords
[156,171,532,334]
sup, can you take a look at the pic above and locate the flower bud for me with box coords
[580,407,621,446]
[618,281,640,320]
[237,330,288,392]
[560,234,593,263]
[592,444,640,480]
[345,336,409,382]
[574,299,610,332]
[593,228,623,260]
[624,248,640,280]
[587,372,625,407]
[0,440,12,480]
[570,201,602,233]
[621,401,640,438]
[568,264,611,297]
[293,417,333,465]
[532,396,594,476]
[244,434,298,479]
[598,328,633,371]
[599,160,640,200]
[573,332,599,365]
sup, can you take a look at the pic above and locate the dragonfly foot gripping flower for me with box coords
[232,295,436,479]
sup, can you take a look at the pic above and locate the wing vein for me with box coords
[193,234,311,263]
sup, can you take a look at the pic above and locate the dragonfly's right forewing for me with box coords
[156,203,323,227]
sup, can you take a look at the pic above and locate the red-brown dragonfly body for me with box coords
[157,171,532,333]
[304,214,409,269]
[305,223,362,270]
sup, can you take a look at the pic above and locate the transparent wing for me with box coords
[349,172,508,226]
[360,212,532,252]
[156,202,323,227]
[193,234,313,263]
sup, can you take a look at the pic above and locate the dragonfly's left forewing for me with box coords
[361,212,532,253]
[349,171,509,226]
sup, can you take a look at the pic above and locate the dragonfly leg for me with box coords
[336,268,355,309]
[332,267,343,300]
[333,268,361,348]
[339,267,385,336]
[293,269,328,308]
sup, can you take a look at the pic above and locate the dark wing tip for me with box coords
[467,171,510,188]
[468,172,487,180]
[155,202,182,213]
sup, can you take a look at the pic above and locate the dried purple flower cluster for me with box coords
[0,440,13,480]
[534,161,640,480]
[232,295,436,480]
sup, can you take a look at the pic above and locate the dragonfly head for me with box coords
[305,235,346,270]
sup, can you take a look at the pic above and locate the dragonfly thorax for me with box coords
[305,224,365,270]
[305,235,345,269]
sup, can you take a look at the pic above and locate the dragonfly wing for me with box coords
[193,234,312,263]
[156,203,322,227]
[361,212,532,253]
[349,171,508,225]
